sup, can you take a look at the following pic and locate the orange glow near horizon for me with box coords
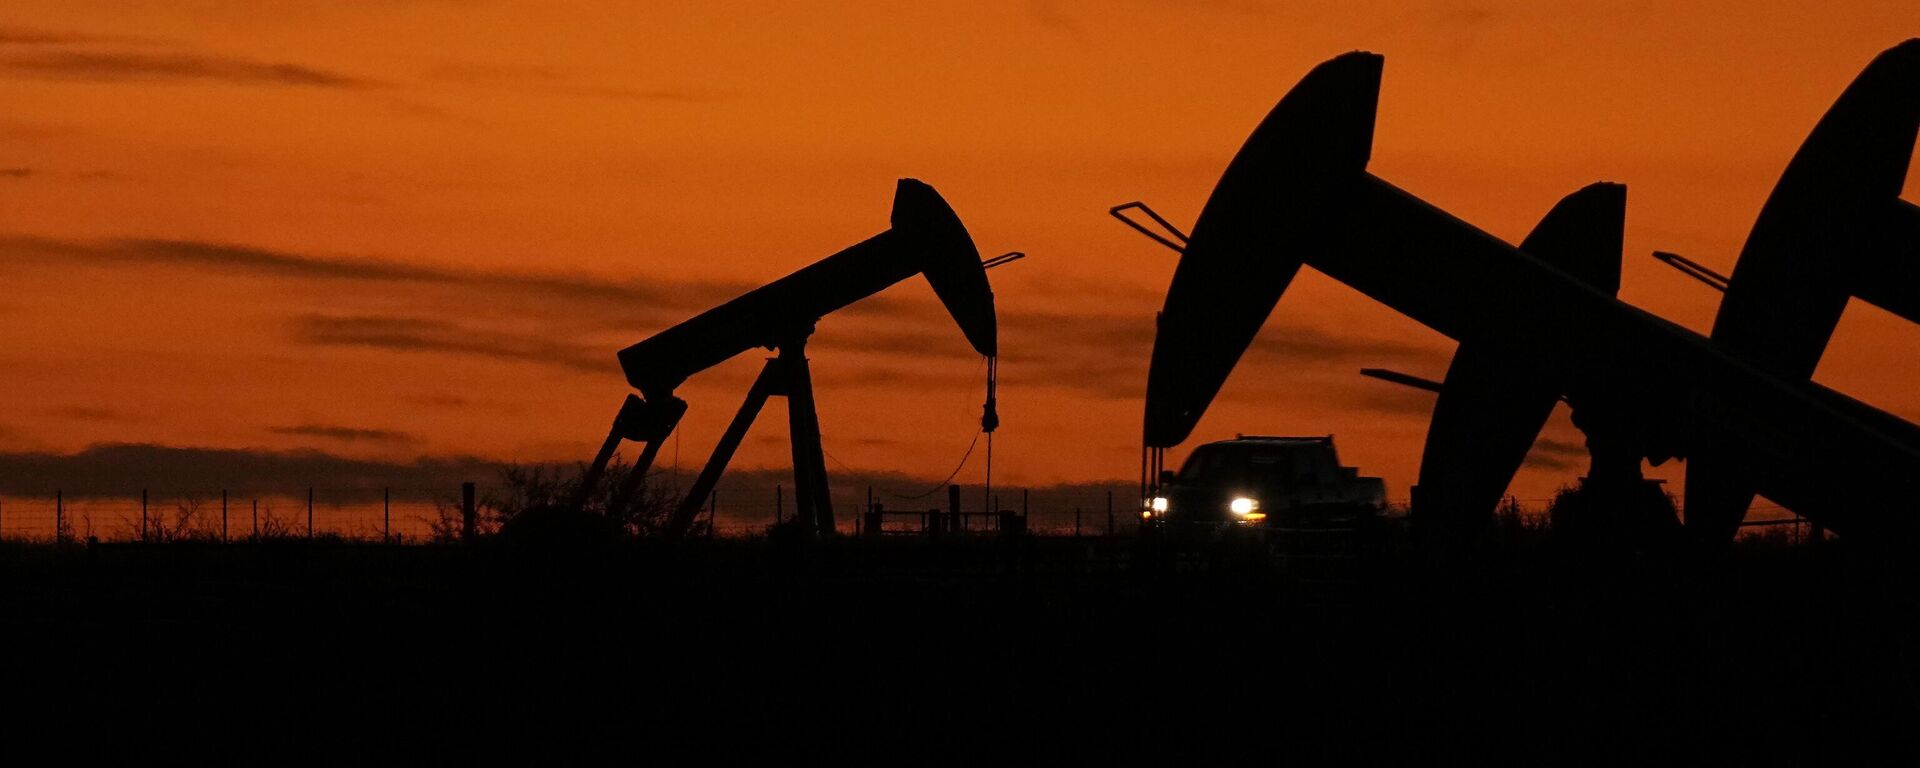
[2,2,1918,505]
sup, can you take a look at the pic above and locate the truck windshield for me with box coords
[1178,444,1333,487]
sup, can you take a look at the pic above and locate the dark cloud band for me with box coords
[0,51,375,88]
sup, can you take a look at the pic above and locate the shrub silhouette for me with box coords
[434,455,684,546]
[1546,480,1679,553]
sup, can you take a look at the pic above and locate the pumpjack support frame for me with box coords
[576,178,997,538]
[659,336,835,536]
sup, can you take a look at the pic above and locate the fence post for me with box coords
[221,490,229,543]
[947,485,961,535]
[775,484,783,525]
[461,482,477,543]
[141,488,149,542]
[307,487,314,541]
[383,487,391,544]
[1075,507,1082,539]
[251,499,258,539]
[708,491,717,539]
[56,491,64,544]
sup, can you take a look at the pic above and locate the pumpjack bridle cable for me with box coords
[820,354,996,502]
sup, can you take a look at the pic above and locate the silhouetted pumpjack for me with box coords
[1141,50,1920,549]
[1402,185,1651,544]
[579,179,998,537]
[1121,187,1649,546]
[1366,41,1920,547]
[1668,40,1920,546]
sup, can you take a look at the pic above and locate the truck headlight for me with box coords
[1149,496,1169,512]
[1229,497,1259,515]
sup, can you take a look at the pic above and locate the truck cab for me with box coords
[1144,435,1386,530]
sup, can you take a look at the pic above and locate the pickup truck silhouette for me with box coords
[1144,435,1386,530]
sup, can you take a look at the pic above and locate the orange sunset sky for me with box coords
[2,2,1917,503]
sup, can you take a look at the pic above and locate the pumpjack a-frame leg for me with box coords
[667,341,835,538]
[607,432,671,515]
[580,396,642,496]
[669,361,781,536]
[578,393,686,515]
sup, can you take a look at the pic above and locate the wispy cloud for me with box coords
[1341,385,1439,418]
[0,167,130,182]
[290,314,610,372]
[0,234,756,376]
[820,305,1433,364]
[1522,437,1587,470]
[0,235,750,310]
[0,443,507,497]
[0,50,377,88]
[0,24,372,89]
[405,393,472,409]
[1027,1,1084,35]
[826,303,1442,385]
[0,28,80,46]
[269,424,417,444]
[0,121,81,141]
[1426,5,1500,29]
[805,301,1449,410]
[423,61,735,103]
[596,86,735,103]
[0,26,148,46]
[0,232,1449,419]
[45,406,127,423]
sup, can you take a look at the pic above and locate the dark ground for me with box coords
[1,532,1914,762]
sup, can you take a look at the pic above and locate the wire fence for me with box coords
[1483,496,1822,544]
[0,486,1817,545]
[0,485,1150,543]
[0,488,476,544]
